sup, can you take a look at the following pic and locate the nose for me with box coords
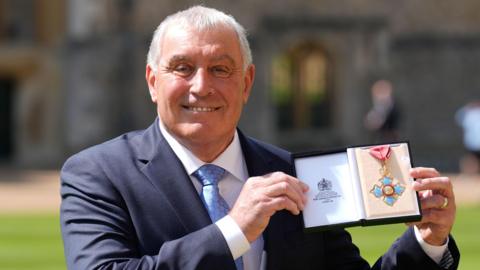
[189,68,211,96]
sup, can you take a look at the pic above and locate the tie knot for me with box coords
[193,164,225,186]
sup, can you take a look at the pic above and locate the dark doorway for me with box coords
[0,78,14,161]
[271,42,333,130]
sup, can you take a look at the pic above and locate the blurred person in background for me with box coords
[60,6,459,270]
[455,100,480,174]
[364,80,401,143]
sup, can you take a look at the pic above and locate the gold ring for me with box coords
[440,197,449,209]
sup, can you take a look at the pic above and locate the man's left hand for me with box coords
[410,167,456,246]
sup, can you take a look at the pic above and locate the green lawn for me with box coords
[348,205,480,269]
[0,214,65,270]
[0,206,478,269]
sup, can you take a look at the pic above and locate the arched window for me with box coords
[271,42,332,130]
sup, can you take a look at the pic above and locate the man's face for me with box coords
[146,25,254,152]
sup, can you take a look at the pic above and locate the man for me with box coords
[456,101,480,174]
[364,79,401,142]
[60,6,459,270]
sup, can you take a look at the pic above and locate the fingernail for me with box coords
[412,181,421,189]
[302,182,309,191]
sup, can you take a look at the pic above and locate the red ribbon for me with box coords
[369,145,391,161]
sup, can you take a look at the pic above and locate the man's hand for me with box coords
[410,167,456,246]
[229,172,309,243]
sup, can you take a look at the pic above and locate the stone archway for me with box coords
[270,41,333,130]
[252,16,390,151]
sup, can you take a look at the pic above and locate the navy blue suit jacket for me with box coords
[60,119,459,269]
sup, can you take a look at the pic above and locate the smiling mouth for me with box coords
[183,106,221,112]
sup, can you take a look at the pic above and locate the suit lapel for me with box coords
[239,131,304,270]
[238,131,274,177]
[135,123,299,268]
[137,119,211,233]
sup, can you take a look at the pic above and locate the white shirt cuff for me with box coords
[216,215,251,260]
[414,225,448,264]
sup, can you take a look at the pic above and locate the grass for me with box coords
[348,205,480,269]
[0,213,65,270]
[0,206,478,269]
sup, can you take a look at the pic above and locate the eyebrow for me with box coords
[167,55,192,65]
[211,54,237,67]
[166,54,237,67]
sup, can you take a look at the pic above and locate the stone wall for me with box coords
[392,35,480,170]
[2,0,480,170]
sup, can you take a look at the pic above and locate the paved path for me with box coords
[0,170,60,213]
[0,170,479,213]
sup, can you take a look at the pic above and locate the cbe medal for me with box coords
[369,145,405,206]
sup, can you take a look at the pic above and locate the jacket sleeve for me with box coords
[323,227,459,270]
[372,226,460,270]
[60,152,237,270]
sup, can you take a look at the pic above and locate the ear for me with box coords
[242,64,255,104]
[146,64,158,103]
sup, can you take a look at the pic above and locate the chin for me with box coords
[183,123,234,142]
[175,123,213,138]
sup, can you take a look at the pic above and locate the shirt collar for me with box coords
[159,120,247,181]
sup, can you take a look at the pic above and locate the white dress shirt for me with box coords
[158,121,447,268]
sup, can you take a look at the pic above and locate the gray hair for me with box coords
[146,6,252,72]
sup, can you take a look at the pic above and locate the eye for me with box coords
[172,64,194,77]
[210,65,232,78]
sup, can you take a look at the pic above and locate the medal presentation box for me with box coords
[293,143,422,231]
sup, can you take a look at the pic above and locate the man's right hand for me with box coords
[228,172,309,243]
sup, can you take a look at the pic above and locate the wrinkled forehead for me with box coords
[160,24,243,63]
[162,23,239,46]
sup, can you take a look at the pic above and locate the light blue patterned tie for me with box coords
[193,164,243,270]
